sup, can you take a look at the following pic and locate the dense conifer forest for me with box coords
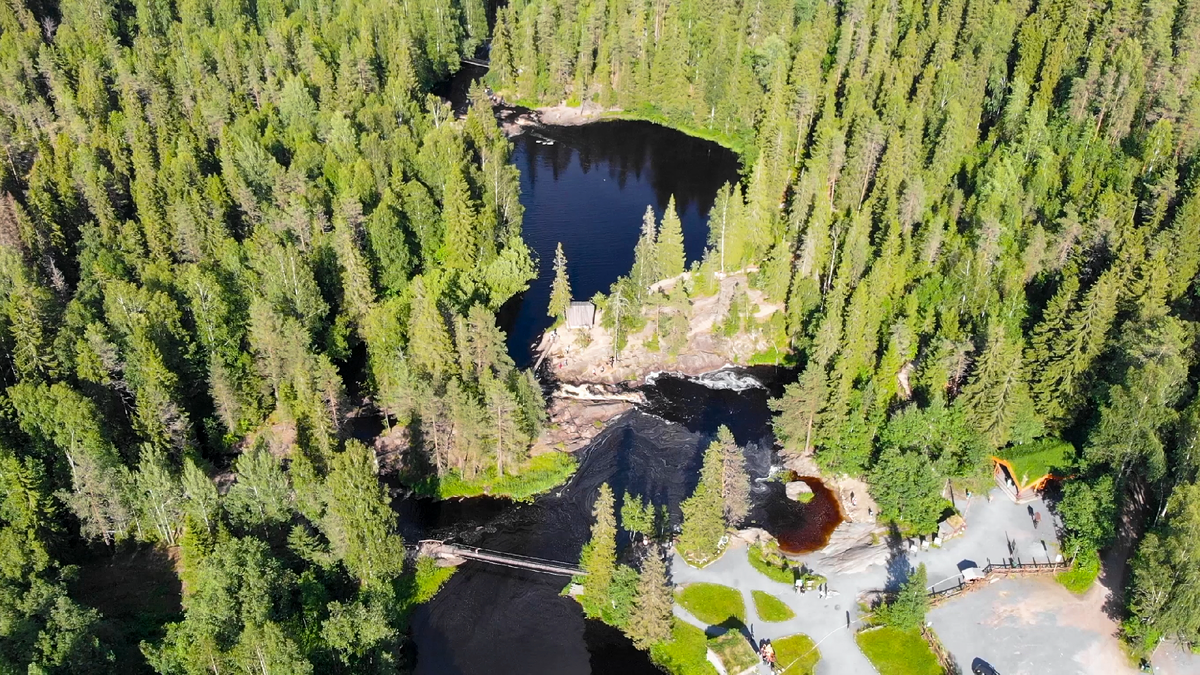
[492,0,1200,654]
[0,0,551,669]
[2,0,1200,667]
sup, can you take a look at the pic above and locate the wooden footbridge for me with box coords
[418,540,585,577]
[461,57,490,68]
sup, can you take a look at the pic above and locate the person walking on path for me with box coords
[1033,511,1042,529]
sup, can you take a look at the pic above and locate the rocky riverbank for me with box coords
[536,272,783,387]
[490,95,613,137]
[529,383,644,455]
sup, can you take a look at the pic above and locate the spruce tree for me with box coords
[957,323,1042,449]
[621,491,655,540]
[655,197,686,280]
[579,483,617,617]
[880,563,929,631]
[627,545,673,648]
[441,164,479,274]
[714,426,750,527]
[408,277,456,383]
[678,443,727,564]
[631,206,659,294]
[548,242,573,321]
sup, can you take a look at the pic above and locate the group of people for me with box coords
[759,639,778,672]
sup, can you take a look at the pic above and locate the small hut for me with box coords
[992,438,1073,503]
[565,301,595,328]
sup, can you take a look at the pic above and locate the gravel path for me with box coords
[1151,643,1200,675]
[672,547,878,675]
[928,577,1141,675]
[671,487,1073,675]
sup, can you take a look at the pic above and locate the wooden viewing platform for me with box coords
[418,540,585,577]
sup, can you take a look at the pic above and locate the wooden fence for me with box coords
[928,556,1071,604]
[921,626,963,675]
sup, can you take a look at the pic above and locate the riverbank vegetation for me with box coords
[0,0,545,668]
[678,426,751,565]
[407,450,577,500]
[573,483,710,674]
[496,0,1200,652]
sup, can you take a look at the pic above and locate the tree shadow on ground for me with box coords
[705,616,762,651]
[884,522,911,592]
[1099,476,1153,622]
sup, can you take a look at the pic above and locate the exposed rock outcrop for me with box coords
[786,480,814,502]
[538,272,783,386]
[529,387,638,455]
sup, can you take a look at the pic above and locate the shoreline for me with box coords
[489,93,748,158]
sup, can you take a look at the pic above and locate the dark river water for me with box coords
[401,82,840,674]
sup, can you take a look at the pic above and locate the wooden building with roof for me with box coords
[565,301,595,328]
[991,438,1074,503]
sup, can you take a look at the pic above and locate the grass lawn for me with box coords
[772,633,821,675]
[997,438,1073,487]
[748,544,795,584]
[752,590,795,622]
[676,583,745,626]
[650,618,719,675]
[855,626,943,675]
[707,631,759,674]
[410,452,577,500]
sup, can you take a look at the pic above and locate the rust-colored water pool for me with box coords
[750,474,845,554]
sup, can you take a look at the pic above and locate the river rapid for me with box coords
[399,78,840,674]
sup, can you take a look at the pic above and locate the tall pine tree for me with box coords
[655,197,686,279]
[549,242,573,321]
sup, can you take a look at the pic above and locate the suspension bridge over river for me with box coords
[418,540,585,577]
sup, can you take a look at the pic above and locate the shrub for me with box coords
[747,543,795,584]
[1056,548,1100,594]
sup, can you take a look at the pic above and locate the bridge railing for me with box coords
[927,556,1071,603]
[419,540,586,577]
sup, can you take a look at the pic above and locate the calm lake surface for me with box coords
[499,121,741,367]
[405,113,836,674]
